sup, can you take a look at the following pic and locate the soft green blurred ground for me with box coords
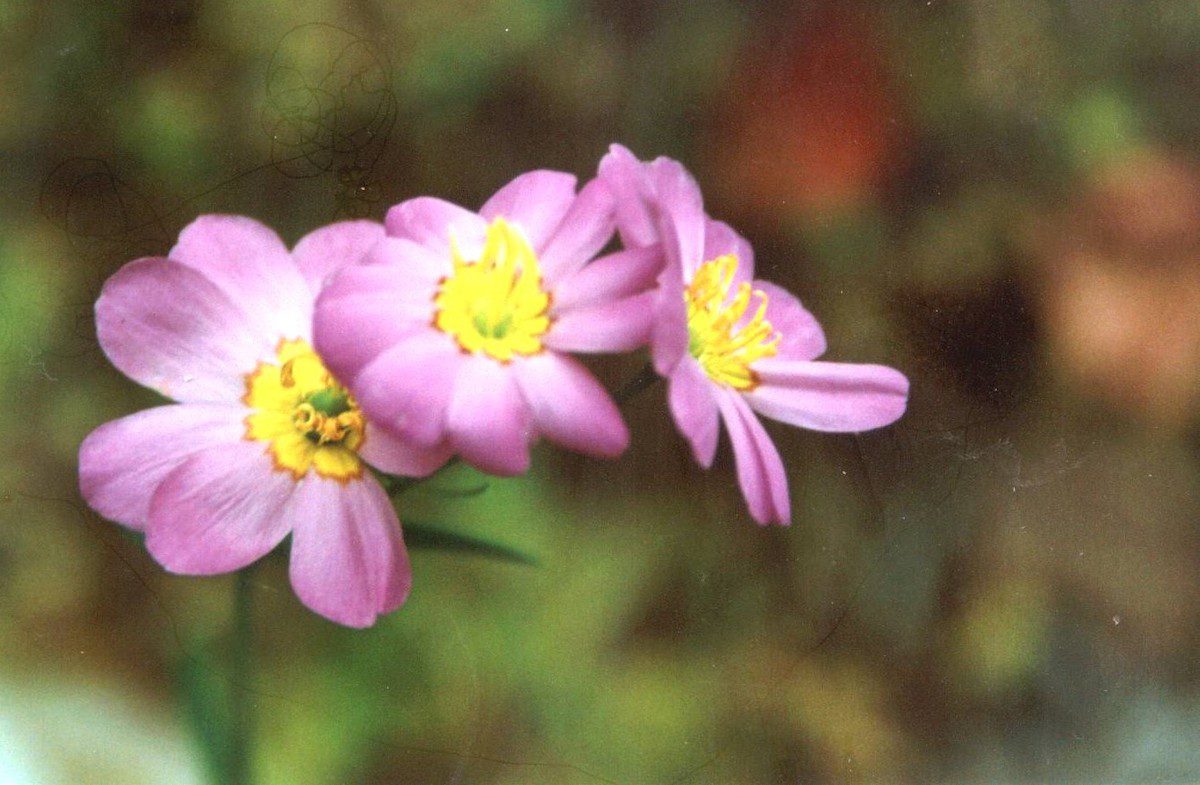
[5,1,1200,783]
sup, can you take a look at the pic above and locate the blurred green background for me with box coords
[6,0,1200,782]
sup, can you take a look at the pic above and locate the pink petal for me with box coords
[543,291,655,354]
[446,357,532,476]
[96,258,273,402]
[649,157,706,277]
[668,358,719,468]
[537,176,616,284]
[551,245,663,312]
[364,234,453,281]
[385,197,488,258]
[715,389,791,525]
[79,404,247,531]
[513,353,628,459]
[291,220,386,295]
[286,475,411,628]
[170,215,311,343]
[480,170,577,254]
[745,359,909,432]
[703,220,754,283]
[360,425,454,478]
[597,144,658,247]
[313,247,442,384]
[350,330,463,446]
[651,261,689,374]
[145,440,297,574]
[756,280,827,361]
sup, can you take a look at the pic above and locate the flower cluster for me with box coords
[79,146,908,627]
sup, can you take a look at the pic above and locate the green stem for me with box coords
[613,361,659,405]
[228,564,256,785]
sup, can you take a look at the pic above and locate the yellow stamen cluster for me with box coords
[685,255,780,390]
[243,339,365,481]
[433,217,551,362]
[290,401,363,446]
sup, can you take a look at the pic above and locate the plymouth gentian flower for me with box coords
[79,216,450,627]
[313,171,661,475]
[599,145,909,525]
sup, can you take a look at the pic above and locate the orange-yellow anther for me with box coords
[433,218,551,362]
[244,339,365,481]
[685,255,780,390]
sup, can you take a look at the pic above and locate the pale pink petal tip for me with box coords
[169,214,311,343]
[94,258,272,403]
[717,391,791,526]
[291,220,386,295]
[78,404,246,531]
[145,441,297,575]
[480,170,577,253]
[515,354,628,459]
[287,477,412,628]
[446,358,532,476]
[746,359,909,433]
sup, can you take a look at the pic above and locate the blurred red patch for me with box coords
[714,8,905,222]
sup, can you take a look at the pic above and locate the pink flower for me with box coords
[313,171,661,475]
[599,145,909,525]
[79,216,450,627]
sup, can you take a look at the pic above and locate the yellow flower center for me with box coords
[685,255,780,390]
[433,217,552,362]
[243,339,365,482]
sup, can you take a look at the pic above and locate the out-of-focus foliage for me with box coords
[5,1,1200,783]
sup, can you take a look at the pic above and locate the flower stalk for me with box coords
[228,563,256,785]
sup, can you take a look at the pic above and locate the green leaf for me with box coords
[402,520,539,566]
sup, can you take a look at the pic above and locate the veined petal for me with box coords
[145,440,297,574]
[360,425,454,478]
[513,353,628,459]
[313,253,441,384]
[651,261,689,374]
[716,389,791,525]
[351,330,463,446]
[703,220,755,285]
[291,220,386,295]
[551,245,663,312]
[286,475,411,628]
[79,404,247,531]
[598,144,659,247]
[538,176,617,284]
[170,215,311,343]
[385,197,488,257]
[543,291,655,354]
[96,258,274,402]
[756,280,827,361]
[745,359,909,432]
[446,357,532,476]
[480,170,577,254]
[668,357,719,468]
[649,157,706,277]
[364,235,453,281]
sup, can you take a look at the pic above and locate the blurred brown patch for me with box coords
[1032,148,1200,429]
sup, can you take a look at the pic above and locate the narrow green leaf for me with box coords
[402,520,539,566]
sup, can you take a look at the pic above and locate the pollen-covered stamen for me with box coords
[433,217,552,362]
[243,339,366,482]
[685,254,780,390]
[292,387,363,446]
